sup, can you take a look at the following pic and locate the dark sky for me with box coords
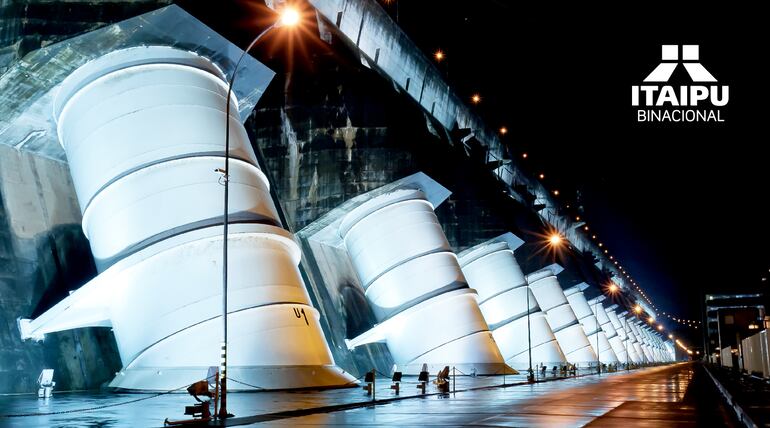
[389,2,769,337]
[179,1,768,345]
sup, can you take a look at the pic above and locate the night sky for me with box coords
[392,2,768,340]
[179,1,768,346]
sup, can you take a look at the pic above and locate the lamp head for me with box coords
[277,7,301,27]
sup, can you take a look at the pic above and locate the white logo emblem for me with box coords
[644,45,717,82]
[632,44,728,123]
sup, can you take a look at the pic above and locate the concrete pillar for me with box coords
[341,188,508,374]
[22,46,354,390]
[527,266,597,365]
[458,234,566,370]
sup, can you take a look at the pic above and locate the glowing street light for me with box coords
[538,173,545,179]
[549,233,563,246]
[553,190,560,196]
[657,325,663,331]
[278,7,301,26]
[499,126,508,135]
[219,6,300,419]
[471,94,481,104]
[668,334,674,339]
[608,283,619,294]
[434,50,445,61]
[634,305,642,314]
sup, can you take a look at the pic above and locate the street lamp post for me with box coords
[219,7,299,420]
[526,287,534,383]
[625,316,629,370]
[595,299,600,375]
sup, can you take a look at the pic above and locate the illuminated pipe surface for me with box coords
[341,189,508,374]
[586,297,625,364]
[21,46,353,390]
[620,314,643,364]
[638,324,657,363]
[564,285,618,364]
[526,267,597,364]
[604,307,630,363]
[458,234,566,369]
[631,322,653,362]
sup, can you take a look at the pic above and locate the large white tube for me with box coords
[564,285,618,364]
[458,236,566,370]
[619,314,643,364]
[25,46,355,390]
[605,307,630,364]
[340,189,508,374]
[527,267,597,365]
[630,321,653,363]
[587,298,625,364]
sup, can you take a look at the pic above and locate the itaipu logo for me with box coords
[632,45,728,123]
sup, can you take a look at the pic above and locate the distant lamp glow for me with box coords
[634,305,642,314]
[647,316,654,323]
[499,126,508,135]
[608,283,619,294]
[553,190,560,196]
[471,94,481,104]
[278,7,301,27]
[434,50,445,61]
[657,325,663,331]
[522,153,528,159]
[668,334,674,339]
[538,173,545,179]
[584,226,589,231]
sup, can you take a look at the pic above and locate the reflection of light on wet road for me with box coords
[1,363,734,427]
[255,363,734,427]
